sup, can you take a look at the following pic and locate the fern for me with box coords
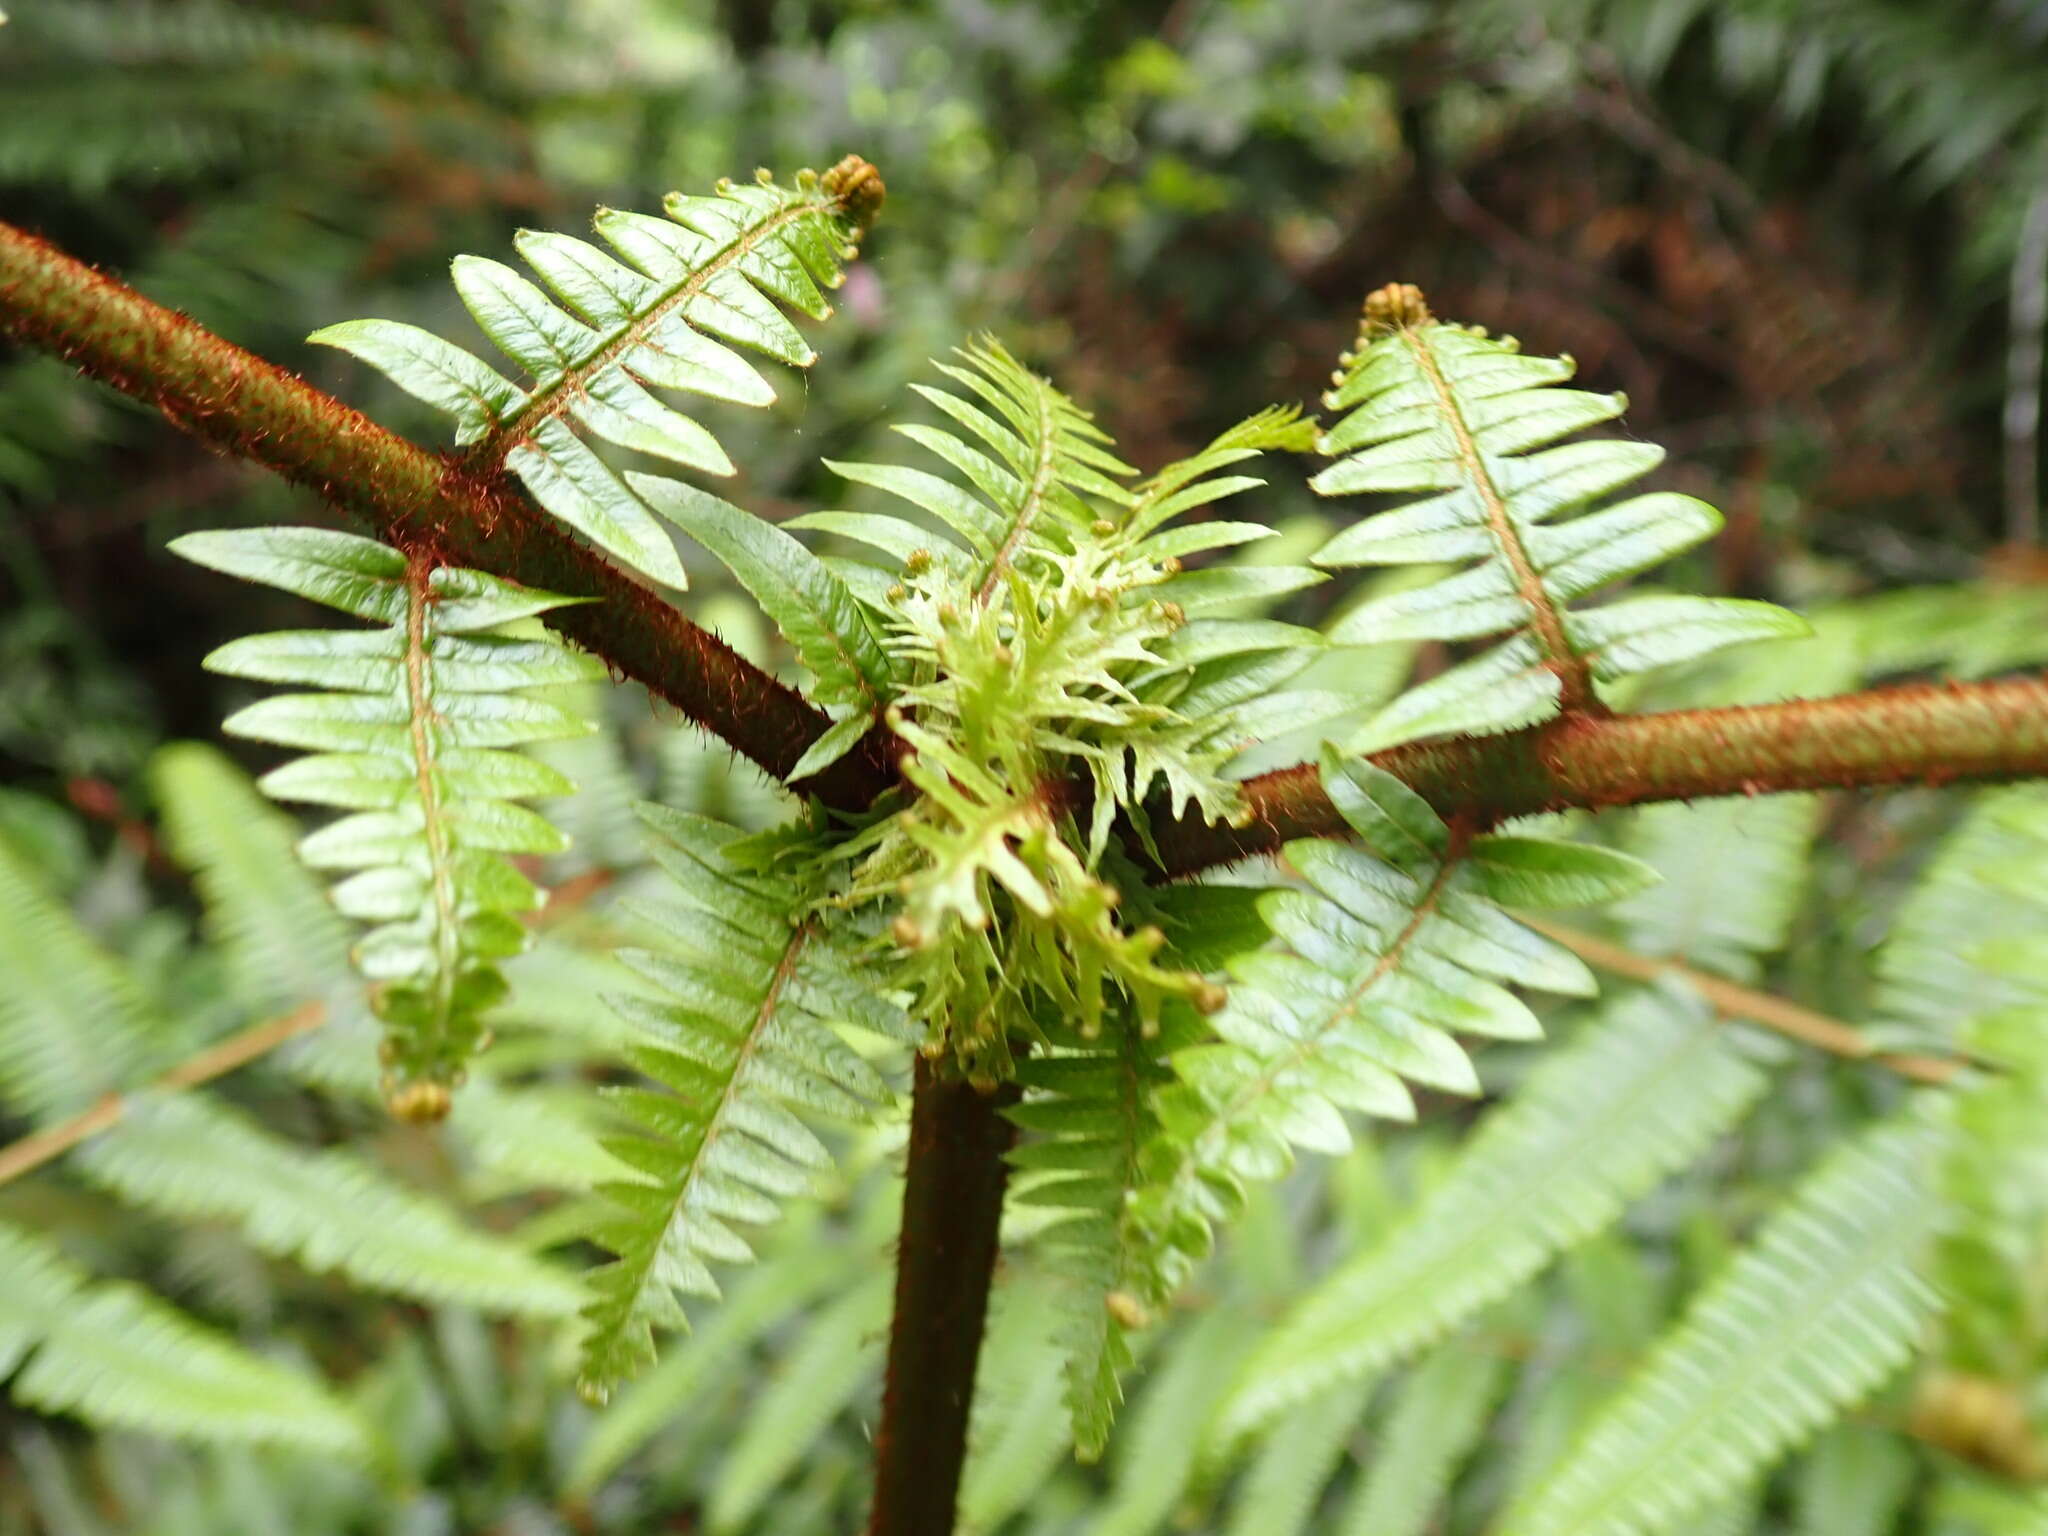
[1221,984,1769,1437]
[0,1222,367,1456]
[150,742,355,1015]
[169,527,601,1117]
[1873,785,2048,1050]
[312,162,880,589]
[0,812,587,1327]
[69,1093,582,1316]
[1611,794,1822,980]
[575,805,908,1397]
[1311,283,1805,749]
[1219,1375,1374,1536]
[0,831,152,1118]
[1335,1330,1509,1536]
[1125,748,1655,1314]
[1500,1116,1948,1536]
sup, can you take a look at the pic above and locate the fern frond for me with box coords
[959,1278,1080,1533]
[1219,1375,1373,1536]
[575,805,907,1398]
[1336,1332,1509,1536]
[1006,1010,1181,1460]
[1221,984,1767,1437]
[0,833,153,1119]
[1795,1424,1918,1536]
[312,162,878,589]
[1090,1307,1262,1536]
[706,1271,890,1532]
[1875,785,2048,1048]
[1611,794,1822,980]
[1126,750,1653,1312]
[819,337,1140,600]
[1499,1117,1947,1536]
[150,742,353,1013]
[563,1203,850,1495]
[1312,284,1805,749]
[169,527,600,1117]
[0,1221,367,1455]
[70,1093,582,1316]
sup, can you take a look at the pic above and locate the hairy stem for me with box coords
[1153,677,2048,876]
[0,219,897,809]
[869,1058,1019,1536]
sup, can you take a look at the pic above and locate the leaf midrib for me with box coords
[1398,323,1593,706]
[480,195,830,462]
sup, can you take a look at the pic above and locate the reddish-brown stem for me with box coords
[1150,677,2048,876]
[0,218,898,810]
[869,1059,1019,1536]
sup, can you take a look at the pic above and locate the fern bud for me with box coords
[1191,980,1228,1015]
[822,153,887,228]
[1106,1291,1151,1330]
[904,547,933,575]
[891,914,927,949]
[754,166,774,184]
[1158,555,1183,576]
[1361,280,1432,335]
[385,1079,453,1124]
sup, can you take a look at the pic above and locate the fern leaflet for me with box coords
[0,1221,367,1456]
[1126,749,1653,1312]
[1221,984,1768,1437]
[576,805,908,1398]
[1312,283,1805,749]
[1499,1116,1947,1536]
[170,527,599,1117]
[312,160,881,588]
[1336,1331,1509,1536]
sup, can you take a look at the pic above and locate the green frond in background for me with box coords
[314,165,876,589]
[1500,1116,1948,1536]
[1124,750,1654,1317]
[1312,286,1807,749]
[1223,984,1771,1439]
[0,1222,367,1457]
[576,806,910,1398]
[169,527,601,1116]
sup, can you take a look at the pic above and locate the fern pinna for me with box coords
[11,140,2048,1536]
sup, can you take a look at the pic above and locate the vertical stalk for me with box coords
[868,1058,1019,1536]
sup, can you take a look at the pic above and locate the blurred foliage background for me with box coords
[6,1,2048,1532]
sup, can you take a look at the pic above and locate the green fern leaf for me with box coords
[0,1221,367,1456]
[1613,794,1822,980]
[311,162,878,588]
[0,833,152,1119]
[1499,1116,1947,1536]
[1875,785,2048,1048]
[169,526,601,1117]
[626,474,891,772]
[1336,1333,1509,1536]
[1007,1010,1184,1460]
[575,804,906,1397]
[1125,750,1652,1311]
[960,1278,1083,1533]
[1219,1375,1373,1536]
[1312,286,1806,748]
[563,1204,848,1495]
[1221,984,1766,1437]
[706,1272,890,1532]
[71,1093,583,1316]
[150,741,353,1012]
